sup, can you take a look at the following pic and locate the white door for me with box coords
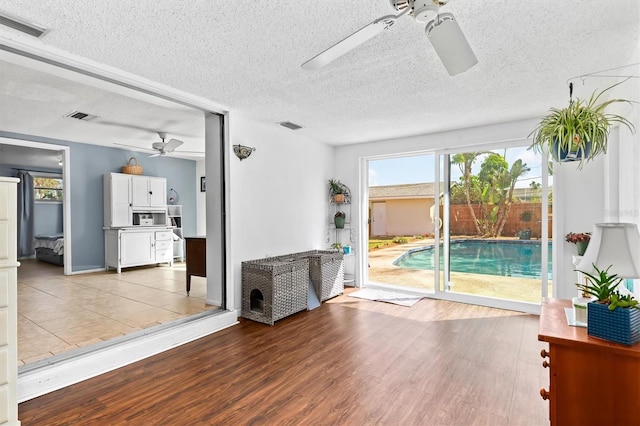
[371,202,387,236]
[111,174,132,226]
[121,231,154,266]
[148,177,166,207]
[131,176,150,206]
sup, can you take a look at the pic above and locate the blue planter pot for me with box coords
[552,138,592,162]
[587,302,640,346]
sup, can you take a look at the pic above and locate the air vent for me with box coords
[278,121,303,130]
[64,110,98,121]
[0,11,48,38]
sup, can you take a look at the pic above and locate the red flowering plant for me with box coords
[565,232,591,244]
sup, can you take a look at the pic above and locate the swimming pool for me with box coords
[393,240,552,279]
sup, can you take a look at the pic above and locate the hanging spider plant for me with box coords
[529,80,635,168]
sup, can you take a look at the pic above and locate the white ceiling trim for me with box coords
[0,34,229,115]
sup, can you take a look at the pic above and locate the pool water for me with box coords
[394,240,552,279]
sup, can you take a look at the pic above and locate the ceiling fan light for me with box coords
[425,13,477,76]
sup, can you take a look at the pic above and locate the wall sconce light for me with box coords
[233,145,256,161]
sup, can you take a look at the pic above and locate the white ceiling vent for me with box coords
[64,110,98,121]
[0,11,48,38]
[278,121,303,130]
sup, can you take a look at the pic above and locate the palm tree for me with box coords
[451,153,483,235]
[495,159,531,237]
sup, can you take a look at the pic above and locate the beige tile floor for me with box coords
[17,259,217,366]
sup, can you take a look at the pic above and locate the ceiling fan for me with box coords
[149,132,183,157]
[115,132,200,157]
[301,0,477,76]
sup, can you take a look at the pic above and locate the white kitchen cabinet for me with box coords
[103,173,133,227]
[0,177,19,425]
[105,228,173,273]
[132,175,166,208]
[104,173,168,227]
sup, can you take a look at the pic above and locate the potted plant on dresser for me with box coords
[576,263,640,346]
[529,81,635,168]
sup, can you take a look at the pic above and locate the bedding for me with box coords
[34,233,64,266]
[34,233,64,255]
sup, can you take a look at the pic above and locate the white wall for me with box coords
[228,115,334,311]
[552,45,640,299]
[553,156,606,299]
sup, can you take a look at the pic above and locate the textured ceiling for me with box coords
[0,0,638,151]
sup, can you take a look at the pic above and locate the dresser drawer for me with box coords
[155,231,173,241]
[155,240,172,250]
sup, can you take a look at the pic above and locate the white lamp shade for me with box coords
[426,13,478,76]
[576,223,640,278]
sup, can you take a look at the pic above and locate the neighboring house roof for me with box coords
[369,183,436,200]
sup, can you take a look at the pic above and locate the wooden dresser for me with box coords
[538,298,640,426]
[0,177,19,425]
[185,237,206,295]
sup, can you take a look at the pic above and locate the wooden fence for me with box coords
[445,203,552,239]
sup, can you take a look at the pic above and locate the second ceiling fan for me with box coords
[301,0,477,76]
[149,132,183,157]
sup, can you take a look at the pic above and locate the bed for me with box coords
[34,233,64,266]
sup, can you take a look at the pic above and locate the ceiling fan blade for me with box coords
[149,153,161,158]
[301,11,407,70]
[164,138,184,152]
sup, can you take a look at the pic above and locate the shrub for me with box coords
[393,236,409,244]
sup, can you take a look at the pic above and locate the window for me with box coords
[34,176,63,201]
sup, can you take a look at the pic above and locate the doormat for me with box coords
[349,288,423,307]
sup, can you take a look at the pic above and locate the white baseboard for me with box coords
[18,310,238,403]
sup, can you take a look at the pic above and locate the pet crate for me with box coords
[289,250,344,301]
[241,256,309,325]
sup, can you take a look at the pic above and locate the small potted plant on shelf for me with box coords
[529,81,635,168]
[575,263,640,346]
[331,242,342,251]
[328,179,348,203]
[565,231,591,256]
[334,211,346,229]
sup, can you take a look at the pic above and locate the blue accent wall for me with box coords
[0,132,197,272]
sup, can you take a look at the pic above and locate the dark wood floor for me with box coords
[19,289,549,425]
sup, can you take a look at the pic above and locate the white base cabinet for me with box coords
[105,228,174,273]
[0,177,19,425]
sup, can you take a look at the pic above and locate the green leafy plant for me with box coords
[392,236,409,244]
[609,292,639,311]
[575,263,639,311]
[328,179,346,195]
[529,81,635,168]
[576,264,622,304]
[331,242,342,250]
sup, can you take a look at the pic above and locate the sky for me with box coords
[368,146,547,188]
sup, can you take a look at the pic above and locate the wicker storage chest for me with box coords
[290,250,344,301]
[241,256,309,325]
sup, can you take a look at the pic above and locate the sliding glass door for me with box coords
[438,145,551,309]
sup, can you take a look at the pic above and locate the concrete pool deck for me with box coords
[366,237,552,304]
